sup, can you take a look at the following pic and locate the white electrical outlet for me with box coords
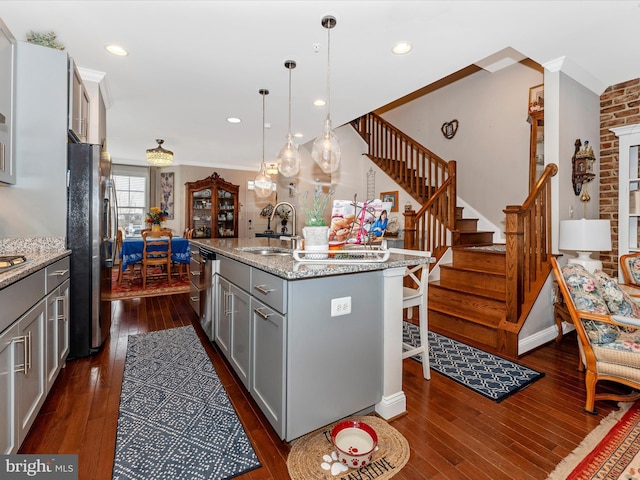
[331,296,352,317]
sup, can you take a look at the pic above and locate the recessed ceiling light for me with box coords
[313,99,326,107]
[294,132,303,138]
[105,45,128,56]
[227,117,241,124]
[392,42,412,55]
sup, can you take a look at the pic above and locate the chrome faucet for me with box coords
[270,201,297,237]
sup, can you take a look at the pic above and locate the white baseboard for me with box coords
[519,322,575,355]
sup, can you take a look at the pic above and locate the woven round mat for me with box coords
[287,415,410,480]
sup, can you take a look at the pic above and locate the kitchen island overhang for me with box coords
[191,237,430,439]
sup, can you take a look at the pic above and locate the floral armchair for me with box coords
[551,257,640,413]
[620,252,640,290]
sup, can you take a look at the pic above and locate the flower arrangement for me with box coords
[145,207,168,225]
[299,183,334,226]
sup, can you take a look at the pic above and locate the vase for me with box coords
[303,226,329,259]
[152,224,161,233]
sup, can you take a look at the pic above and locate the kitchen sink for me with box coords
[236,247,292,256]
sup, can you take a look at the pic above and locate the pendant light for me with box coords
[146,139,173,166]
[277,60,301,177]
[254,89,273,198]
[311,15,341,174]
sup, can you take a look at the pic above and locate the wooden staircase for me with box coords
[351,112,557,359]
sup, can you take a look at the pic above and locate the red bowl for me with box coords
[330,420,378,469]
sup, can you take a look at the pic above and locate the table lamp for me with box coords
[559,219,611,272]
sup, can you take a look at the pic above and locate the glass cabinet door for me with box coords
[217,188,236,237]
[192,188,212,238]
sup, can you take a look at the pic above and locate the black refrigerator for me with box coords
[66,143,118,358]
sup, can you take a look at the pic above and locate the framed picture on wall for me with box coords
[160,172,175,219]
[380,191,398,212]
[529,84,544,113]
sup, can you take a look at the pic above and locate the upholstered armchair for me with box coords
[551,257,640,413]
[620,252,640,294]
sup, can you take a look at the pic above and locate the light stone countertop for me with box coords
[190,237,430,280]
[0,250,71,289]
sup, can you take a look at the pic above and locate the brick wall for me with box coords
[599,78,640,275]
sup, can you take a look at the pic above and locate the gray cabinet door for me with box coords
[229,283,251,390]
[0,322,19,454]
[215,277,231,358]
[56,280,70,367]
[17,301,46,446]
[250,297,285,439]
[0,20,15,185]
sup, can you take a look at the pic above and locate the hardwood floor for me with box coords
[21,292,623,479]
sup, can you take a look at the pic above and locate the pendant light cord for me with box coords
[326,23,331,121]
[262,92,266,166]
[288,66,292,134]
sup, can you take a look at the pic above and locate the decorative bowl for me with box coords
[330,420,378,469]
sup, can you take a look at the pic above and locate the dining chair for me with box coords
[389,247,432,380]
[174,228,193,279]
[142,228,172,289]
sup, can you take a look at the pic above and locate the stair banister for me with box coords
[503,163,558,325]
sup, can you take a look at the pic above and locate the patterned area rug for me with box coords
[403,321,544,402]
[112,326,261,480]
[105,268,189,300]
[547,402,640,479]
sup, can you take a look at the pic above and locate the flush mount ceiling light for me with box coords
[226,117,241,124]
[311,15,341,174]
[254,89,273,198]
[392,41,412,55]
[146,139,173,167]
[313,99,326,107]
[105,44,128,56]
[277,60,301,177]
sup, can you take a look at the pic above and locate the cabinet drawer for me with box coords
[189,242,201,263]
[189,257,205,289]
[0,269,45,334]
[219,255,250,292]
[189,282,200,314]
[251,268,287,314]
[45,256,70,293]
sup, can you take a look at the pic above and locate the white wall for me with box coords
[381,63,543,230]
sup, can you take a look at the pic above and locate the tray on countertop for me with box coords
[292,247,390,263]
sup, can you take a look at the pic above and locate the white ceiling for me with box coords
[1,1,639,172]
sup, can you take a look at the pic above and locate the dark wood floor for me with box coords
[20,292,623,479]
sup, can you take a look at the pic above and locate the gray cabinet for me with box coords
[215,276,231,358]
[229,283,251,390]
[0,256,70,454]
[68,58,89,143]
[0,18,15,184]
[250,297,285,438]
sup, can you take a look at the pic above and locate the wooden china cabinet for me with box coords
[528,110,544,191]
[185,172,239,238]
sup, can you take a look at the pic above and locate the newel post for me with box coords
[403,210,417,249]
[504,205,524,324]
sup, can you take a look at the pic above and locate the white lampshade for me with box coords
[559,219,612,272]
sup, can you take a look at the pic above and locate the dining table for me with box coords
[119,236,191,271]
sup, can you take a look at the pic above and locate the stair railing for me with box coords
[351,112,452,203]
[503,163,558,324]
[351,112,456,257]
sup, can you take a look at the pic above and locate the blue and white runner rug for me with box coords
[403,321,544,402]
[112,326,261,480]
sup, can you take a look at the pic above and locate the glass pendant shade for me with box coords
[146,139,173,166]
[278,133,301,177]
[254,88,273,199]
[312,117,341,174]
[277,60,300,177]
[313,16,341,174]
[254,162,272,198]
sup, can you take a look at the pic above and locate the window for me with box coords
[112,165,149,237]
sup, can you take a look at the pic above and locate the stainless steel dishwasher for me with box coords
[200,248,219,341]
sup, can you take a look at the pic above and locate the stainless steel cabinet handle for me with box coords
[190,296,199,302]
[25,331,31,374]
[253,307,274,320]
[56,295,66,321]
[253,284,275,295]
[13,335,27,374]
[224,291,231,316]
[51,269,69,277]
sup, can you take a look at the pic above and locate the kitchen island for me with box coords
[191,237,430,441]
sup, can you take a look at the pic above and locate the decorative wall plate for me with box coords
[441,119,459,139]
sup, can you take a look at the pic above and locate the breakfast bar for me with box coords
[190,237,429,440]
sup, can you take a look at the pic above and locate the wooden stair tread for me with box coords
[439,263,506,276]
[430,280,506,302]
